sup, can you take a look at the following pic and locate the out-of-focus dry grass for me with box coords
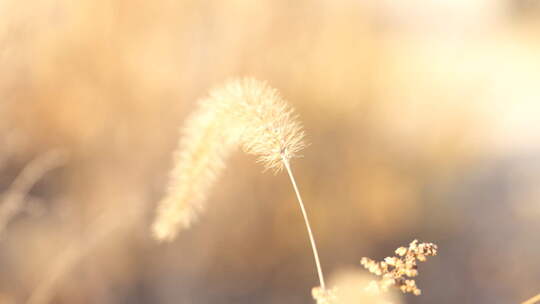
[1,0,540,303]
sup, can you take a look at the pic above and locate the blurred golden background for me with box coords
[1,0,540,303]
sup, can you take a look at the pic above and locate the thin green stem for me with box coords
[283,158,326,290]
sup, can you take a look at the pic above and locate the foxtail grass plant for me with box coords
[152,78,327,290]
[153,78,439,303]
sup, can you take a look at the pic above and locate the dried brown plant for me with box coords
[312,240,437,304]
[360,240,438,296]
[152,78,328,291]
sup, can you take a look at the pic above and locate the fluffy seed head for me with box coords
[211,78,306,171]
[152,78,306,241]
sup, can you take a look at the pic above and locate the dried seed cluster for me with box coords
[361,240,438,296]
[152,78,305,241]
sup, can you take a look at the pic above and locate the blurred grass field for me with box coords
[1,0,540,303]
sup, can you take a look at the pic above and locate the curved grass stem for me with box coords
[283,158,326,290]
